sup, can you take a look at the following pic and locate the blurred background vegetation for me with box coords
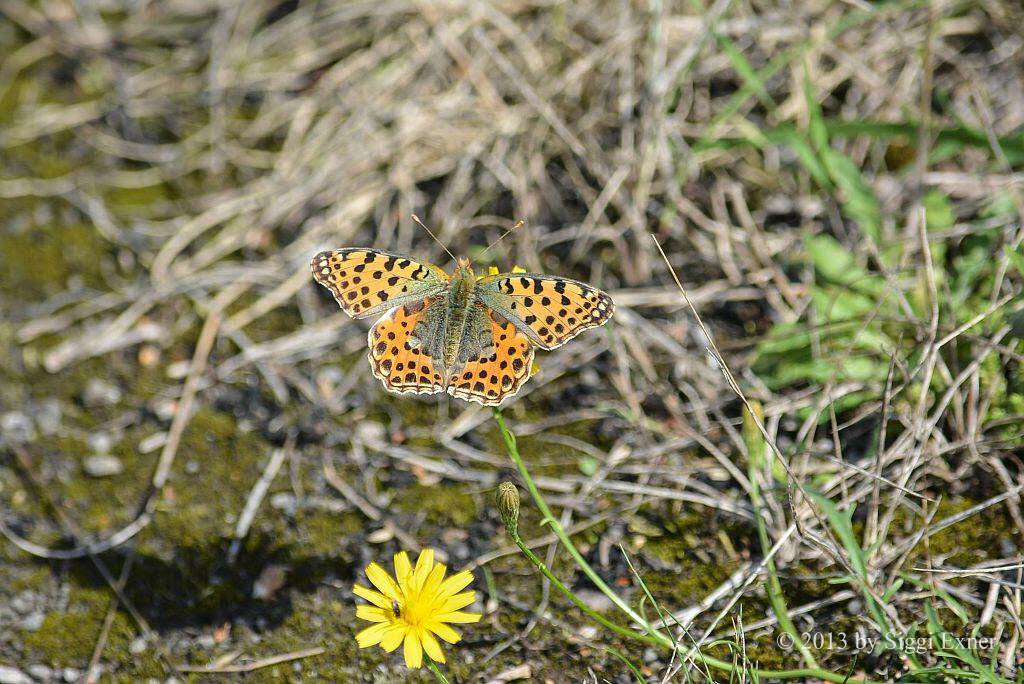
[1,0,1024,681]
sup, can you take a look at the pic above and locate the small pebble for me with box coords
[138,344,160,367]
[138,432,167,454]
[253,565,288,601]
[166,360,190,379]
[491,664,531,682]
[575,588,614,613]
[0,666,32,684]
[61,669,80,683]
[1,412,35,445]
[84,455,124,477]
[129,636,148,654]
[83,378,122,406]
[19,610,45,632]
[27,665,51,680]
[35,400,62,435]
[355,421,385,442]
[87,431,114,454]
[185,461,200,475]
[270,492,296,515]
[152,399,177,422]
[11,591,34,614]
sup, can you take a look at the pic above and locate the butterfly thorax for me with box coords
[413,261,493,381]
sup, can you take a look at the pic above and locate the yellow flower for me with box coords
[353,549,481,669]
[481,264,527,278]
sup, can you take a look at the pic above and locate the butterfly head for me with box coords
[454,256,475,278]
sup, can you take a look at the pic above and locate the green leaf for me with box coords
[924,603,1009,684]
[821,148,883,243]
[923,189,955,231]
[1005,244,1024,278]
[718,32,774,109]
[803,68,828,152]
[881,578,903,602]
[810,286,878,320]
[806,491,867,578]
[604,647,646,684]
[901,574,968,624]
[982,190,1017,219]
[806,489,891,637]
[805,235,886,298]
[742,401,766,470]
[780,131,831,186]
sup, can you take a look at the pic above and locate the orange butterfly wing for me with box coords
[447,313,535,405]
[311,249,448,319]
[367,300,445,397]
[476,273,614,349]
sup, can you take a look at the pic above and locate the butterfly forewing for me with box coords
[447,312,535,405]
[476,273,614,349]
[368,300,445,396]
[311,248,448,319]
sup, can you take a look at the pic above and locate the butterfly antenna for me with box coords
[476,219,524,264]
[411,214,457,264]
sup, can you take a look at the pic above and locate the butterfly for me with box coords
[310,249,614,405]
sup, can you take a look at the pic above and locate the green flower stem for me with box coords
[492,409,884,684]
[743,403,818,668]
[492,409,663,637]
[425,657,450,683]
[509,524,669,649]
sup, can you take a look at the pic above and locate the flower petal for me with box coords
[420,562,447,602]
[437,570,474,597]
[403,629,423,668]
[433,610,482,624]
[439,590,476,612]
[355,622,390,648]
[352,583,391,609]
[426,621,462,644]
[380,624,407,652]
[393,551,412,588]
[365,562,401,601]
[356,605,388,623]
[420,628,446,663]
[412,549,435,592]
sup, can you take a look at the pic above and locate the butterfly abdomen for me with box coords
[429,265,473,374]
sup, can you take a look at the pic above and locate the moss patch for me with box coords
[22,587,134,667]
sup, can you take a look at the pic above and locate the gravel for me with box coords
[83,454,124,477]
[0,667,32,684]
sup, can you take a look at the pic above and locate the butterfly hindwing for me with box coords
[447,312,534,405]
[475,273,614,349]
[311,249,448,319]
[368,300,445,396]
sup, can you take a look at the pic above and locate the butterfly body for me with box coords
[424,259,491,378]
[312,249,613,405]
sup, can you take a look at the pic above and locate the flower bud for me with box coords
[496,482,520,536]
